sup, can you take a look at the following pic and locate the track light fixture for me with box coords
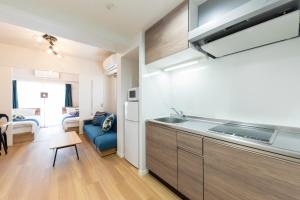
[36,34,63,58]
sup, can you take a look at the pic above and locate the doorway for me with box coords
[17,80,65,127]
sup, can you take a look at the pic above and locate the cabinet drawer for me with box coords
[178,149,203,200]
[177,132,203,155]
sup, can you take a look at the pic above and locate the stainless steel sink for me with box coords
[209,123,277,144]
[155,117,188,123]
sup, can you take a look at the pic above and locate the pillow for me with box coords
[93,115,106,126]
[102,114,115,132]
[13,114,25,120]
[69,111,79,117]
[66,107,79,114]
[92,111,106,125]
[13,108,35,117]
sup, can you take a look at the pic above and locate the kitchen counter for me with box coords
[147,117,300,161]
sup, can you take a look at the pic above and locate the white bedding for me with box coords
[12,116,40,135]
[62,115,80,130]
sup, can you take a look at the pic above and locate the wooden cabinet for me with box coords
[177,131,204,200]
[145,0,189,64]
[203,139,300,200]
[147,123,204,199]
[146,124,177,188]
[177,131,203,155]
[147,122,300,200]
[177,131,203,200]
[178,149,204,200]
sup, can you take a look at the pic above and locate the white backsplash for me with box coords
[142,72,172,119]
[143,37,300,128]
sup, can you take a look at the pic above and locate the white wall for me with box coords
[116,54,125,157]
[170,37,300,128]
[102,74,117,114]
[140,36,300,173]
[117,49,139,158]
[142,37,300,128]
[12,68,80,107]
[0,67,13,145]
[0,42,105,142]
[139,33,175,174]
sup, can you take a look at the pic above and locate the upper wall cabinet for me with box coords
[145,0,189,64]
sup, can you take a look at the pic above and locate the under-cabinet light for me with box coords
[143,71,162,78]
[163,60,199,72]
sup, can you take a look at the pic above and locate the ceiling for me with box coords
[0,21,112,61]
[0,0,183,53]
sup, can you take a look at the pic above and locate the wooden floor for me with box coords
[0,127,180,200]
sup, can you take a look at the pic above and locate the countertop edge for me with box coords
[146,119,300,163]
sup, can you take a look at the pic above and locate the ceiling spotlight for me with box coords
[42,34,57,45]
[36,36,43,43]
[52,46,59,52]
[56,54,63,59]
[106,3,115,10]
[46,48,53,54]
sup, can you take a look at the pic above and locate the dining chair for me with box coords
[0,114,9,155]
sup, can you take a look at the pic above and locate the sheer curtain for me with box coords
[18,80,65,127]
[44,82,65,126]
[18,80,43,109]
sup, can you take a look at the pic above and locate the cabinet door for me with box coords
[146,124,177,188]
[177,132,203,155]
[145,0,189,64]
[204,139,300,200]
[178,149,203,200]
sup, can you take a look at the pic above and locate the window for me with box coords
[17,80,65,126]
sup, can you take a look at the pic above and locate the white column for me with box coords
[0,67,13,146]
[138,32,148,175]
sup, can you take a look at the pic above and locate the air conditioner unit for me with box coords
[34,70,60,79]
[103,54,118,75]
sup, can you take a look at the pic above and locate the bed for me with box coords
[62,107,79,133]
[12,108,41,144]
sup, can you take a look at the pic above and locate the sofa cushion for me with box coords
[102,114,115,132]
[111,114,117,132]
[93,115,106,126]
[94,132,117,151]
[83,124,103,143]
[92,111,105,125]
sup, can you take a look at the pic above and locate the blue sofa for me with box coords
[83,113,117,156]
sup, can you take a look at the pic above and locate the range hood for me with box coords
[189,0,300,58]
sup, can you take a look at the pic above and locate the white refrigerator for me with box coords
[124,101,139,168]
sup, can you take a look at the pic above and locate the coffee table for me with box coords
[49,131,82,167]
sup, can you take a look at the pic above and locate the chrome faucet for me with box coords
[170,107,184,118]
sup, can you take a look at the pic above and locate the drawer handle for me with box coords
[177,146,203,157]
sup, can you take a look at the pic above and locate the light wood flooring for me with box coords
[0,127,180,200]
